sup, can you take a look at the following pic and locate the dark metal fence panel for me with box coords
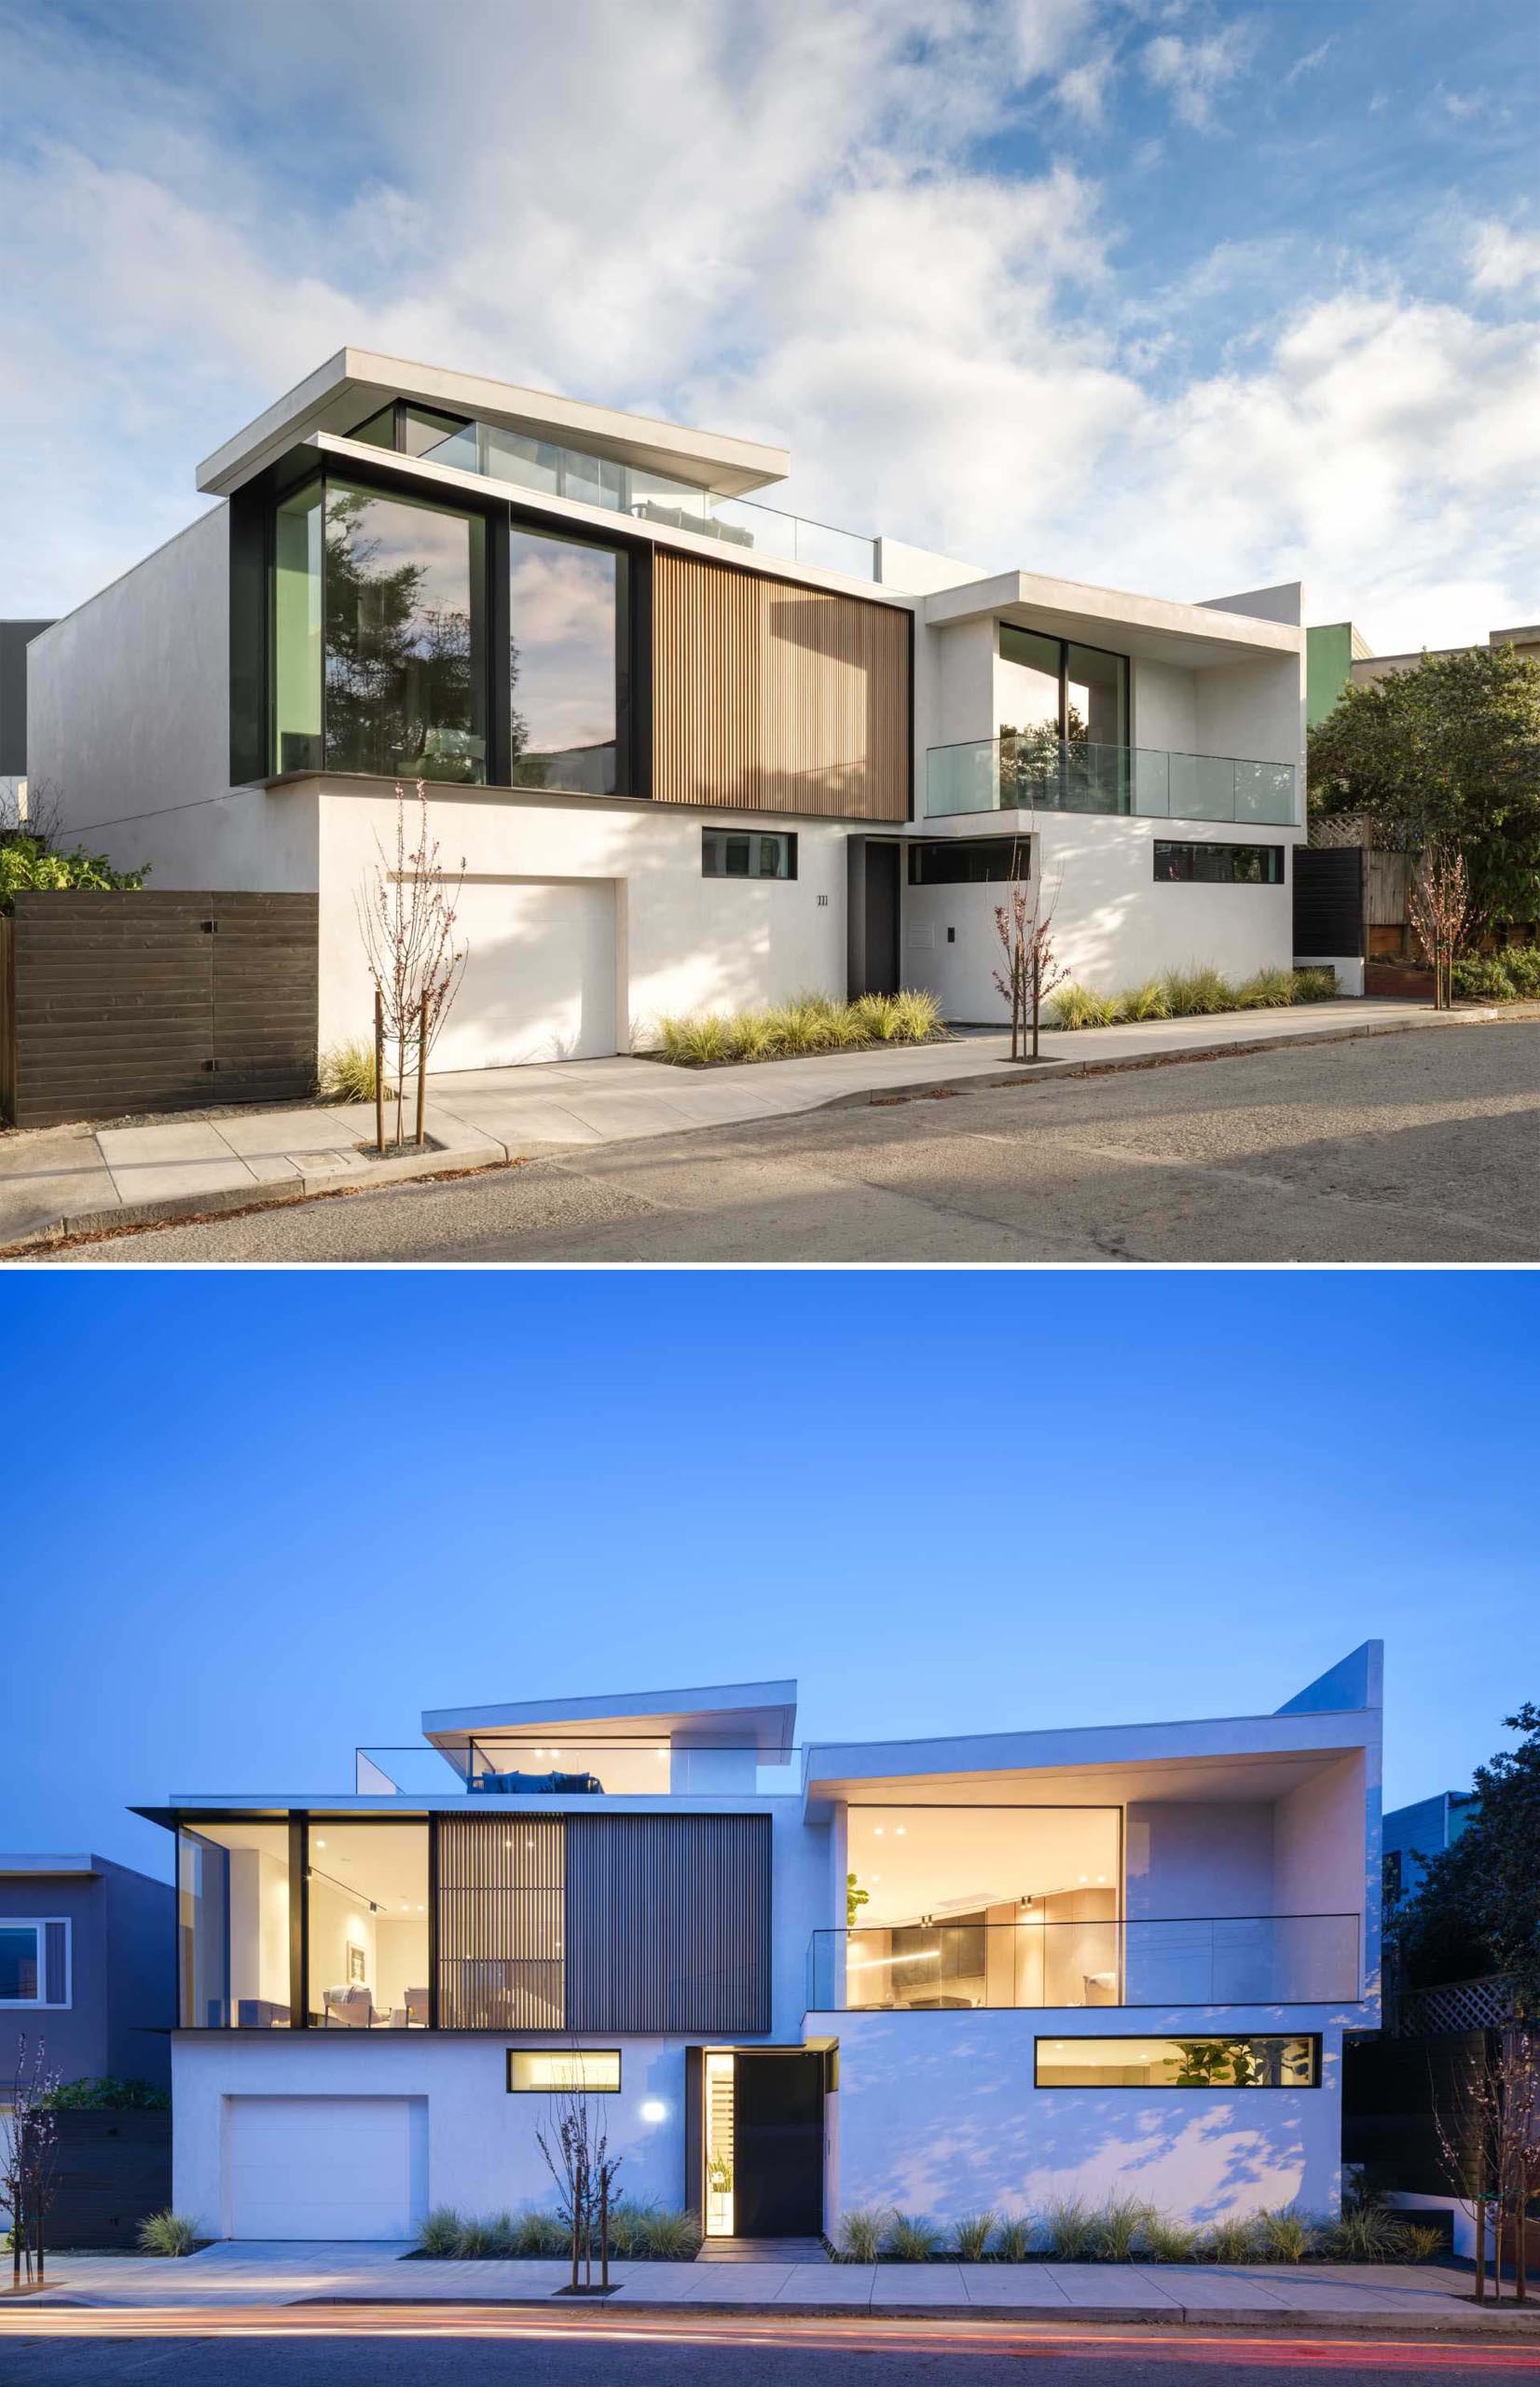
[1292,847,1363,957]
[48,2109,172,2250]
[1,890,317,1126]
[566,1813,771,2035]
[436,1815,566,2030]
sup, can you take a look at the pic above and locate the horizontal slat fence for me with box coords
[0,891,318,1126]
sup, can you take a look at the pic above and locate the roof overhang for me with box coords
[0,1854,101,1876]
[197,348,791,501]
[926,571,1302,669]
[422,1678,799,1775]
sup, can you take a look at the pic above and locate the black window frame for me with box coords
[1034,2032,1322,2089]
[255,448,649,800]
[701,828,799,880]
[507,2048,622,2094]
[908,836,1031,886]
[998,625,1131,746]
[1153,841,1286,886]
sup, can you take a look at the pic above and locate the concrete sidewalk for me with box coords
[18,2240,1533,2326]
[0,998,1487,1251]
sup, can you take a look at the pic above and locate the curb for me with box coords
[287,2289,1540,2330]
[0,1001,1519,1256]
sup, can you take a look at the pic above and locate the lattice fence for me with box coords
[1389,1974,1517,2037]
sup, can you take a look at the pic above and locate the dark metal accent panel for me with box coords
[1293,846,1364,956]
[863,842,900,997]
[684,2044,704,2216]
[47,2110,172,2251]
[228,485,268,784]
[437,1815,566,2030]
[565,1814,771,2035]
[732,2051,824,2237]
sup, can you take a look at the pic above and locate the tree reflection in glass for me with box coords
[323,483,486,783]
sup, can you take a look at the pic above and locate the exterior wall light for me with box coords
[640,2100,667,2123]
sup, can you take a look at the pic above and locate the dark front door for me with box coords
[864,842,901,997]
[732,2051,824,2237]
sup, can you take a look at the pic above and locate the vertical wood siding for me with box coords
[436,1816,566,2030]
[565,1813,772,2035]
[652,550,910,821]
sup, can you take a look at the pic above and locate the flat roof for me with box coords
[927,569,1302,668]
[0,1854,101,1876]
[422,1677,798,1756]
[197,348,791,501]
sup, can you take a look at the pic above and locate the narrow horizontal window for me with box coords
[1153,842,1285,885]
[702,830,797,880]
[1036,2034,1319,2088]
[908,838,1030,886]
[508,2049,621,2093]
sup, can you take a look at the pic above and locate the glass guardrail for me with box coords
[806,1914,1359,2011]
[354,1745,803,1797]
[926,738,1299,827]
[396,418,879,582]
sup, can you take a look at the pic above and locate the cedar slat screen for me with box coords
[437,1816,565,2030]
[566,1813,772,2035]
[653,550,909,821]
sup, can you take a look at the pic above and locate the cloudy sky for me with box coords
[3,0,1536,649]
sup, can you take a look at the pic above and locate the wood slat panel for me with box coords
[437,1816,566,2031]
[653,551,909,821]
[566,1813,771,2035]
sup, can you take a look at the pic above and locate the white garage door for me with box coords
[226,2096,423,2240]
[431,877,617,1070]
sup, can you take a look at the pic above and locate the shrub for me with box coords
[516,2210,570,2256]
[318,1038,379,1103]
[634,2206,702,2259]
[417,2206,465,2256]
[889,987,944,1043]
[456,2216,499,2257]
[1255,2206,1318,2263]
[726,1009,778,1061]
[1324,2201,1410,2261]
[1162,965,1236,1017]
[1095,2196,1154,2261]
[0,834,147,911]
[952,2211,997,2262]
[1116,980,1171,1023]
[1041,2197,1098,2260]
[1049,984,1121,1029]
[992,2215,1034,2263]
[885,2212,943,2261]
[1235,966,1299,1010]
[43,2077,170,2111]
[834,2206,887,2263]
[1139,2213,1201,2262]
[653,990,944,1065]
[1402,2222,1447,2263]
[137,2210,199,2257]
[1203,2213,1259,2263]
[1292,966,1338,1001]
[1508,945,1540,996]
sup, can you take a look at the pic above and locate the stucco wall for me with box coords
[0,1877,108,2088]
[815,2008,1343,2228]
[1125,1804,1275,1921]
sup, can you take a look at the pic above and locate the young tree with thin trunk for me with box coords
[992,846,1066,1061]
[537,2069,623,2293]
[1406,843,1472,1011]
[357,780,469,1151]
[1433,2028,1540,2301]
[2,2037,60,2288]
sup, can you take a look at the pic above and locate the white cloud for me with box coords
[1469,218,1540,295]
[1141,21,1255,129]
[1283,38,1334,88]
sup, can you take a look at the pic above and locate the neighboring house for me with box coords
[1307,619,1540,724]
[1382,1790,1480,1909]
[0,1854,174,2092]
[29,348,1307,1058]
[139,1644,1381,2243]
[0,617,56,821]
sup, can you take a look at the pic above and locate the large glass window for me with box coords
[308,1822,429,2028]
[323,481,487,783]
[508,524,624,794]
[177,1823,292,2027]
[844,1808,1121,2010]
[1066,642,1127,748]
[273,483,323,774]
[998,627,1129,755]
[998,627,1062,744]
[1036,2035,1319,2088]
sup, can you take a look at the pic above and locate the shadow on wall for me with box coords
[831,2015,1327,2224]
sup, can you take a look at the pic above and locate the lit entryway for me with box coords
[224,2095,425,2239]
[428,877,618,1069]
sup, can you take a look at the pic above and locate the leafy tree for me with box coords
[1391,1704,1540,2009]
[1308,644,1540,931]
[0,833,145,911]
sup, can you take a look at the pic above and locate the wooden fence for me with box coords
[0,890,318,1127]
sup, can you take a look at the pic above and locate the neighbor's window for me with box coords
[0,1922,68,2008]
[509,523,626,795]
[909,838,1029,886]
[309,1822,430,2031]
[508,2049,621,2093]
[1153,842,1285,885]
[1035,2035,1319,2088]
[323,479,487,784]
[177,1823,291,2028]
[702,830,797,879]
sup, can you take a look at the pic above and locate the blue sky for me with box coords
[2,0,1536,651]
[4,1269,1535,1882]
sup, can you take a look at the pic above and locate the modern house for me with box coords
[1382,1790,1480,1909]
[0,1853,174,2092]
[28,349,1307,1063]
[141,1645,1381,2243]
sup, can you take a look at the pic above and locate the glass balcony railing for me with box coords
[926,737,1299,827]
[351,410,879,582]
[355,1743,803,1798]
[806,1913,1360,2012]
